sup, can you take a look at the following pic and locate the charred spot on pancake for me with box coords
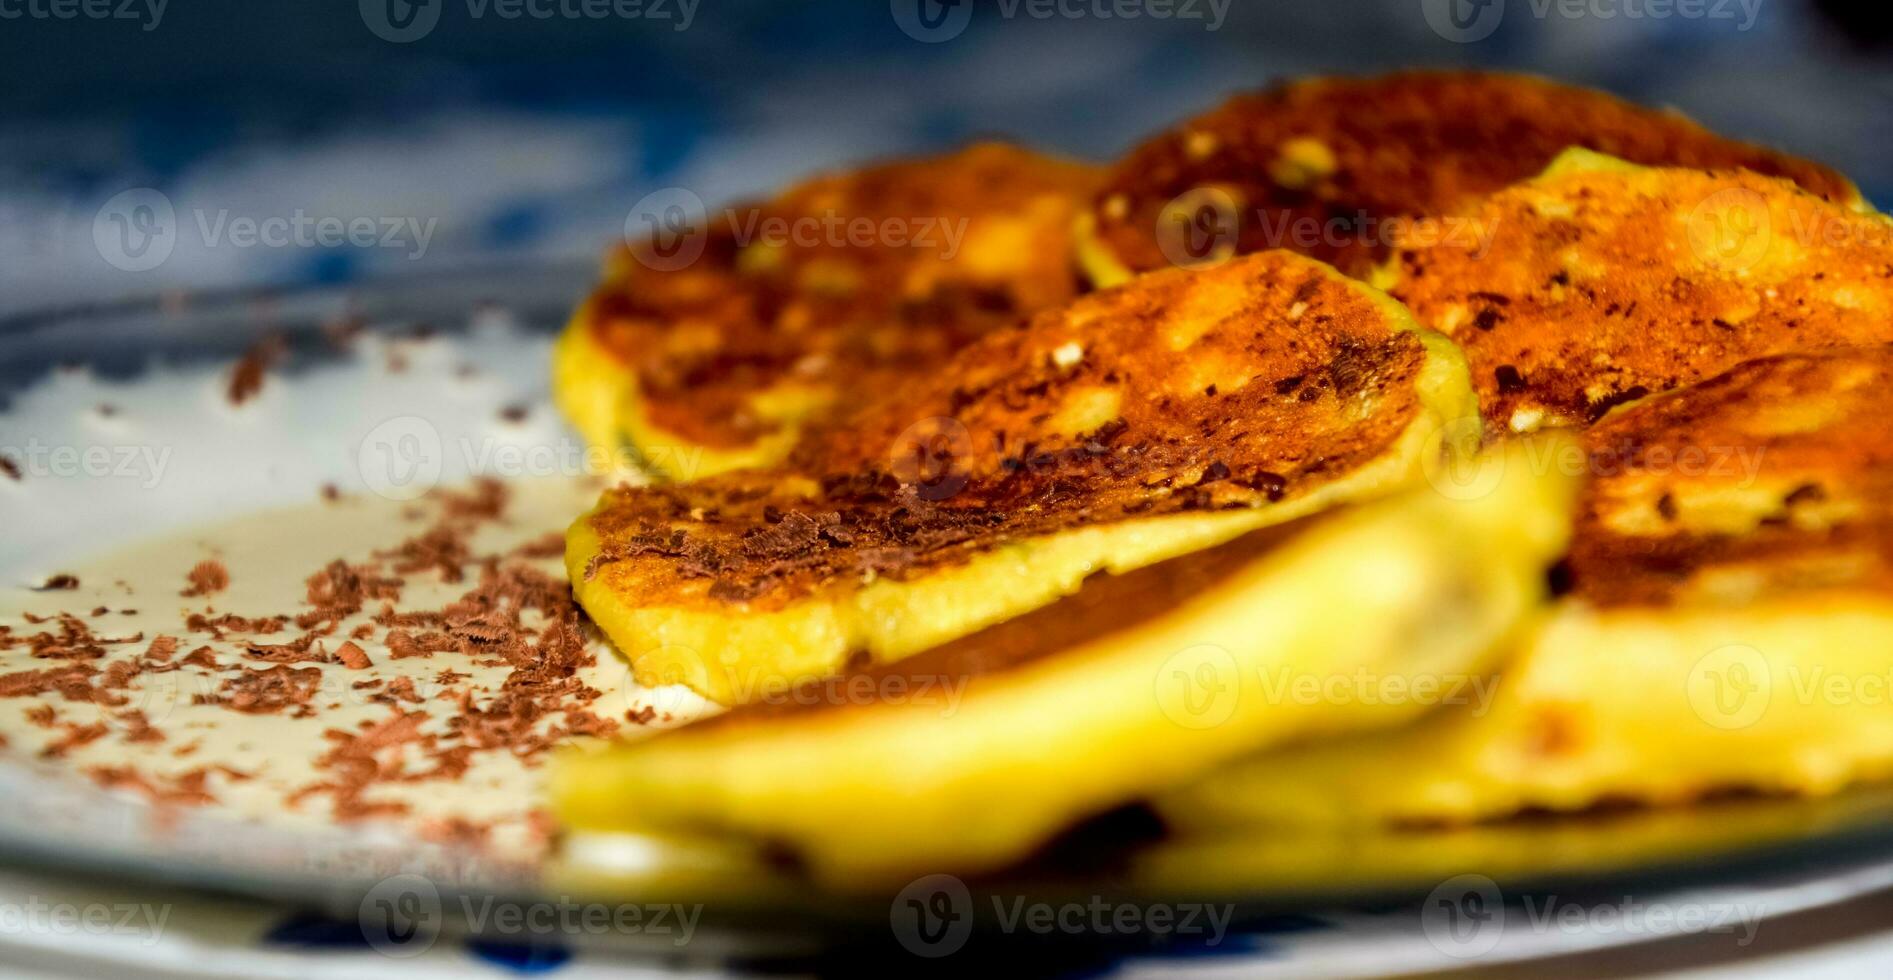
[1586,385,1651,423]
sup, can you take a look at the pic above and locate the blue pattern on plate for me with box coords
[466,938,577,973]
[260,911,378,949]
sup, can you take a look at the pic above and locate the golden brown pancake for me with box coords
[555,436,1580,883]
[566,249,1479,704]
[1160,347,1893,831]
[557,142,1102,477]
[684,512,1310,730]
[1572,346,1893,607]
[1082,70,1857,283]
[1388,156,1893,433]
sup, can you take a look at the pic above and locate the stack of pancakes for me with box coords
[548,71,1893,886]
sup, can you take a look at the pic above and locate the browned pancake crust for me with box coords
[693,518,1306,729]
[581,250,1431,611]
[1391,165,1893,431]
[1090,71,1855,278]
[1569,347,1893,608]
[584,143,1102,449]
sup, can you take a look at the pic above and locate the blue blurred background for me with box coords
[1,0,1888,316]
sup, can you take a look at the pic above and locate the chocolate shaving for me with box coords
[195,665,323,717]
[41,722,108,759]
[88,766,218,806]
[226,335,283,406]
[179,647,222,670]
[511,533,566,560]
[375,676,423,705]
[144,636,180,662]
[180,560,230,598]
[0,665,101,703]
[12,478,613,857]
[116,710,165,744]
[335,642,373,670]
[244,635,330,664]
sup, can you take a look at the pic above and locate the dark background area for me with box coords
[1,0,1889,313]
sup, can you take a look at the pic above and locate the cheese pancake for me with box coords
[1388,152,1893,433]
[1081,71,1857,284]
[1160,348,1893,831]
[554,142,1103,477]
[555,436,1579,882]
[567,250,1480,705]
